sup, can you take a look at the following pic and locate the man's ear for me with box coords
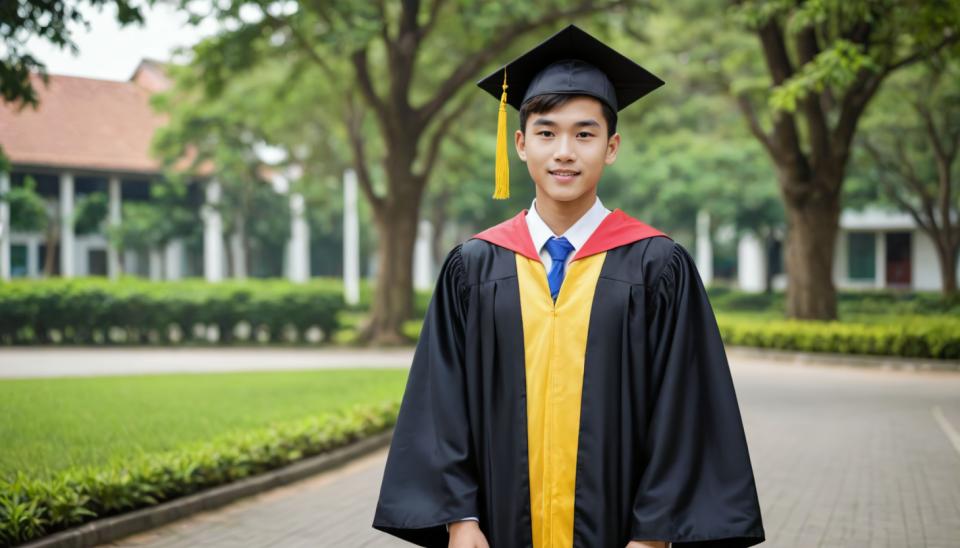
[514,129,527,162]
[604,132,621,165]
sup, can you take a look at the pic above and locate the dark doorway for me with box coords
[885,232,912,287]
[88,249,107,276]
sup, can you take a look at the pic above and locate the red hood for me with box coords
[472,208,669,263]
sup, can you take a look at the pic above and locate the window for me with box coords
[11,244,27,277]
[88,249,107,276]
[848,232,876,281]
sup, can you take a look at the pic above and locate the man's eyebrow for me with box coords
[530,118,602,128]
[531,118,557,126]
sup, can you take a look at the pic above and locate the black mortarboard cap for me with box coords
[477,24,664,113]
[477,24,664,199]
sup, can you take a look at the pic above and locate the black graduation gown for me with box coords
[372,209,765,548]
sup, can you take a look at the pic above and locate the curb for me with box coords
[726,345,960,372]
[21,429,394,548]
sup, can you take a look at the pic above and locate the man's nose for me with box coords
[553,135,576,162]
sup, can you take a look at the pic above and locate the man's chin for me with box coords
[535,185,593,205]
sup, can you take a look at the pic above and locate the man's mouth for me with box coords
[549,169,581,177]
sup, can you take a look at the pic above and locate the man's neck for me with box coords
[534,191,597,236]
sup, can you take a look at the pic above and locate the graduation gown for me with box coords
[372,209,765,548]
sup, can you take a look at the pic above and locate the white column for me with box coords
[203,179,224,282]
[737,232,766,292]
[0,170,10,280]
[59,172,75,277]
[876,231,886,289]
[164,239,183,280]
[107,176,122,280]
[230,213,247,279]
[26,237,39,278]
[342,169,360,305]
[123,249,138,275]
[695,209,713,286]
[148,247,163,280]
[287,192,310,283]
[414,219,434,290]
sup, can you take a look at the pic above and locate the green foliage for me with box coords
[708,287,960,359]
[708,287,960,316]
[855,55,960,209]
[71,191,108,235]
[768,39,879,112]
[0,278,345,345]
[0,1,144,108]
[1,176,46,232]
[0,402,398,546]
[588,8,784,241]
[0,370,408,480]
[105,180,200,254]
[718,315,960,359]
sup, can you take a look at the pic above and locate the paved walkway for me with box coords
[97,358,960,548]
[0,347,414,378]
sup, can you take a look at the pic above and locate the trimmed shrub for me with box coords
[0,278,344,345]
[0,402,398,547]
[717,315,960,360]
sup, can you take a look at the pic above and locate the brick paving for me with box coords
[99,357,960,548]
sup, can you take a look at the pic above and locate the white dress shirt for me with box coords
[448,196,611,532]
[525,195,612,272]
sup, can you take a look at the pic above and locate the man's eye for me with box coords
[577,132,594,138]
[537,130,554,137]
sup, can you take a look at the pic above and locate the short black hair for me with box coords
[519,93,617,138]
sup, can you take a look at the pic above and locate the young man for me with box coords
[373,25,764,548]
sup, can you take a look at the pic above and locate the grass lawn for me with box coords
[0,368,408,481]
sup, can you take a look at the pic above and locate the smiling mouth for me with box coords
[549,169,581,176]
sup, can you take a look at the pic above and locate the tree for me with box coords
[860,56,960,296]
[73,191,108,235]
[0,0,145,108]
[178,0,647,344]
[727,0,959,319]
[154,55,354,279]
[2,175,75,276]
[2,175,49,272]
[105,180,201,276]
[585,12,785,289]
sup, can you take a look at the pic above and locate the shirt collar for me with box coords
[525,196,611,255]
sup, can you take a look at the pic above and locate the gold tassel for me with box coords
[493,69,510,199]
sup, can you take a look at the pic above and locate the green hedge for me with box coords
[0,401,399,547]
[0,277,344,345]
[707,287,960,316]
[718,315,960,360]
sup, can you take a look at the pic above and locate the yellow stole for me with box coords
[516,252,606,547]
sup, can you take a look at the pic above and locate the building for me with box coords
[0,60,311,282]
[735,207,960,292]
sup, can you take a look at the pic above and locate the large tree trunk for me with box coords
[762,229,775,295]
[363,191,422,345]
[781,180,841,319]
[932,238,959,296]
[43,223,59,276]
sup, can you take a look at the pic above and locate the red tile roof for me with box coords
[0,60,206,175]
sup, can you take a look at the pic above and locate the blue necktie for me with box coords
[544,236,575,302]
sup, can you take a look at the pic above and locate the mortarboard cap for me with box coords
[476,24,664,199]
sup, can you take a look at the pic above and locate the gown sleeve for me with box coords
[630,243,765,547]
[372,244,480,547]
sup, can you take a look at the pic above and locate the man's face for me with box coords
[515,96,620,206]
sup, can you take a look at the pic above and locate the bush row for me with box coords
[0,401,399,547]
[0,278,344,345]
[707,287,960,316]
[717,316,960,360]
